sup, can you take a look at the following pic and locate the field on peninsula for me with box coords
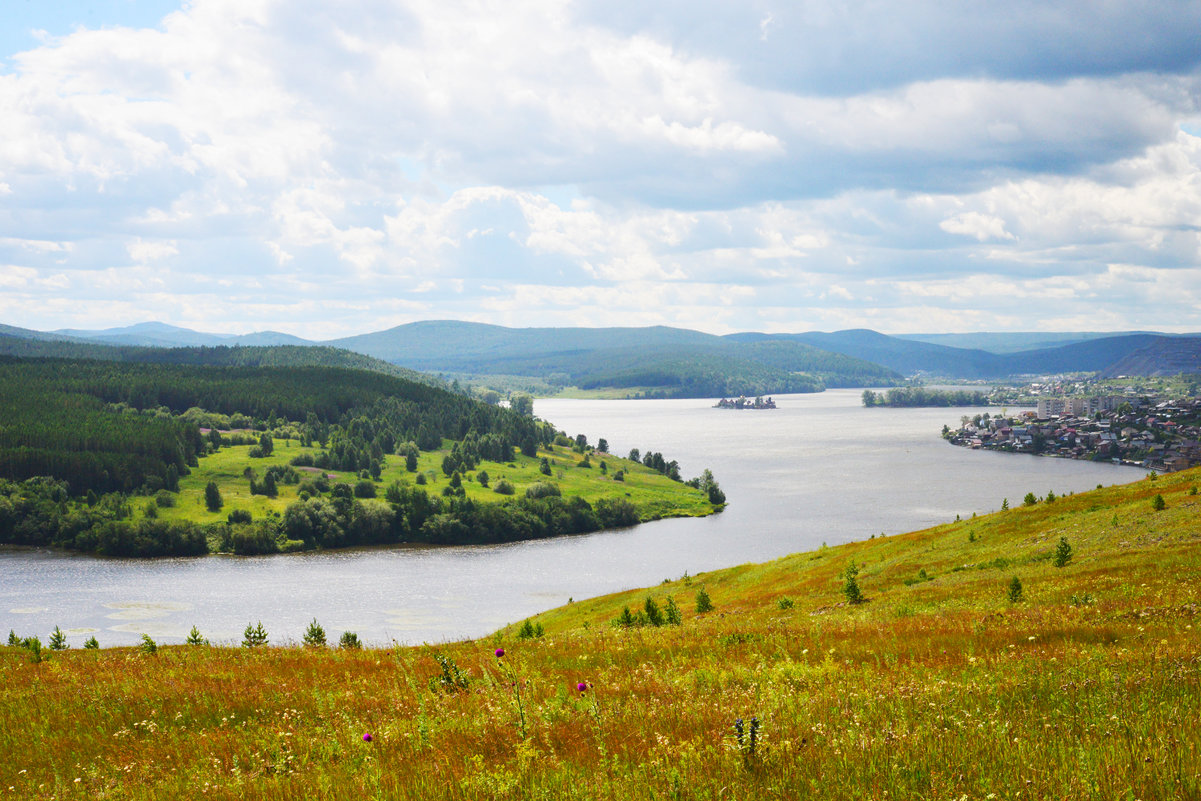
[2,468,1199,799]
[154,437,715,533]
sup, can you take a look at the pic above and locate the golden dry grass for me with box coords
[2,469,1199,799]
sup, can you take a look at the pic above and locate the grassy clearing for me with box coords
[2,470,1199,799]
[155,439,714,531]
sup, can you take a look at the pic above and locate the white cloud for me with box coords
[940,212,1015,242]
[126,238,179,263]
[0,0,1198,335]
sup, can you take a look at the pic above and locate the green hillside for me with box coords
[0,358,717,556]
[2,468,1197,798]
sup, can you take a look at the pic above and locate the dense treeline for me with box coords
[0,359,542,497]
[264,482,641,553]
[861,387,990,408]
[0,473,641,557]
[0,477,207,557]
[0,335,445,389]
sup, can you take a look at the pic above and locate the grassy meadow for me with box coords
[2,468,1199,799]
[154,438,715,533]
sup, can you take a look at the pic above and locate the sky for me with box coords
[1,0,1200,339]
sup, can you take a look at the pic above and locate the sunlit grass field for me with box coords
[2,469,1198,799]
[155,439,715,531]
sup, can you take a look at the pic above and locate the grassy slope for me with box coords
[2,470,1199,799]
[156,439,713,531]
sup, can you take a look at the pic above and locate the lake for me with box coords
[0,390,1145,648]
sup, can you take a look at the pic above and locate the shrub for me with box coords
[354,480,377,499]
[477,470,489,488]
[303,619,326,648]
[154,490,176,508]
[492,479,515,495]
[430,654,471,693]
[140,634,157,655]
[227,509,252,525]
[1152,493,1166,511]
[1023,492,1038,507]
[777,596,794,610]
[539,457,552,476]
[339,631,362,650]
[415,473,427,485]
[23,636,44,663]
[525,481,561,499]
[83,636,99,649]
[613,470,624,482]
[7,630,19,646]
[695,587,714,614]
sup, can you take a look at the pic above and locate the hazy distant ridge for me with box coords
[9,320,1201,383]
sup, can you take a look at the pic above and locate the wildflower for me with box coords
[495,647,505,658]
[576,681,588,693]
[362,733,373,742]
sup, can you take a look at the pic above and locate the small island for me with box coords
[714,396,776,410]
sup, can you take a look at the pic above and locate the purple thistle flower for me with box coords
[363,733,372,742]
[495,647,505,658]
[576,682,588,693]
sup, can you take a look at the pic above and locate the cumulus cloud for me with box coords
[0,0,1198,334]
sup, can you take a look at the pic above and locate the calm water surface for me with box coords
[1,391,1143,647]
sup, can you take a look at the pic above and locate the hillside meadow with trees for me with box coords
[0,358,722,557]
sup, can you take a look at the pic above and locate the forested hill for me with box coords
[0,359,536,497]
[0,334,445,389]
[324,322,900,396]
[729,330,1188,378]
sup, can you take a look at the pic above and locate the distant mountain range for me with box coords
[51,321,312,348]
[3,321,1200,395]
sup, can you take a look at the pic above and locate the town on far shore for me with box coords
[714,396,777,410]
[943,377,1201,473]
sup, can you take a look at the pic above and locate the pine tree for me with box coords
[186,626,208,646]
[665,596,682,625]
[695,587,714,614]
[48,625,68,650]
[1053,537,1073,567]
[303,619,326,648]
[1008,576,1024,603]
[843,561,864,605]
[242,621,268,648]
